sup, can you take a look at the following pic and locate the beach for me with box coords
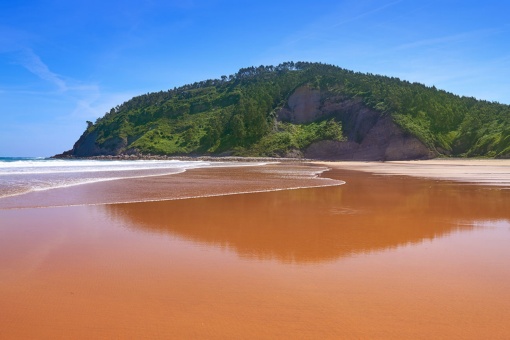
[1,160,510,339]
[316,159,510,186]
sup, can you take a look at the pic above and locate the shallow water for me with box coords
[0,163,340,209]
[0,158,215,199]
[1,167,509,339]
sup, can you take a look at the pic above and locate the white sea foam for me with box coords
[0,159,210,175]
[0,159,217,199]
[0,158,344,209]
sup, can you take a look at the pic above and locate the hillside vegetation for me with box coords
[63,62,510,159]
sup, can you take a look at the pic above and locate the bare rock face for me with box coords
[277,86,323,123]
[69,130,128,157]
[280,85,436,161]
[305,117,435,160]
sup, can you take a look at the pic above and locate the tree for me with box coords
[202,116,223,148]
[238,97,268,140]
[183,123,198,146]
[231,114,246,143]
[321,119,344,141]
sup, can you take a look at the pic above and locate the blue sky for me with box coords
[1,0,509,156]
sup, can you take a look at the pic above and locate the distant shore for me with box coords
[52,154,308,163]
[52,152,510,164]
[50,154,510,186]
[317,159,510,186]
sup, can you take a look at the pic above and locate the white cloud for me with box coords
[393,28,502,52]
[330,0,404,29]
[67,89,137,120]
[281,0,404,47]
[17,48,68,92]
[6,48,137,121]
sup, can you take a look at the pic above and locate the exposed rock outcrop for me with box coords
[278,85,436,160]
[62,130,128,157]
[277,86,323,123]
[305,117,434,160]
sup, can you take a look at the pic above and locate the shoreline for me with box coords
[3,158,509,210]
[52,154,308,162]
[0,162,343,210]
[52,153,509,162]
[49,154,510,187]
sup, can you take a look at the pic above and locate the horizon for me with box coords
[1,0,509,157]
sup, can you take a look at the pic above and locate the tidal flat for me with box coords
[1,161,509,339]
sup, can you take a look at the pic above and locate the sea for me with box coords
[0,157,218,200]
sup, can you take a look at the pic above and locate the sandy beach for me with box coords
[1,160,510,339]
[316,159,510,186]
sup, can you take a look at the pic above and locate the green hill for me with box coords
[59,62,510,160]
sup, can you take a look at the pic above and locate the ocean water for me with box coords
[0,157,215,199]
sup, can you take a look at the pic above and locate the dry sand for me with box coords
[315,159,510,186]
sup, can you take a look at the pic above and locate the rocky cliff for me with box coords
[61,84,436,161]
[277,86,436,161]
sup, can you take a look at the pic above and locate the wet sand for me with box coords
[0,163,341,210]
[1,162,510,339]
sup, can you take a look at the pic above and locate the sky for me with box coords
[1,0,509,157]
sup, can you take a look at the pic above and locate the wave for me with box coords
[0,162,342,210]
[0,159,227,200]
[0,159,212,175]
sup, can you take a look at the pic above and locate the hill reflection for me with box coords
[102,169,510,263]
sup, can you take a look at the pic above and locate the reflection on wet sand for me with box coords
[1,167,510,339]
[104,169,510,263]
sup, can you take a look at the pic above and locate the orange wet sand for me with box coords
[1,164,510,339]
[0,163,341,209]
